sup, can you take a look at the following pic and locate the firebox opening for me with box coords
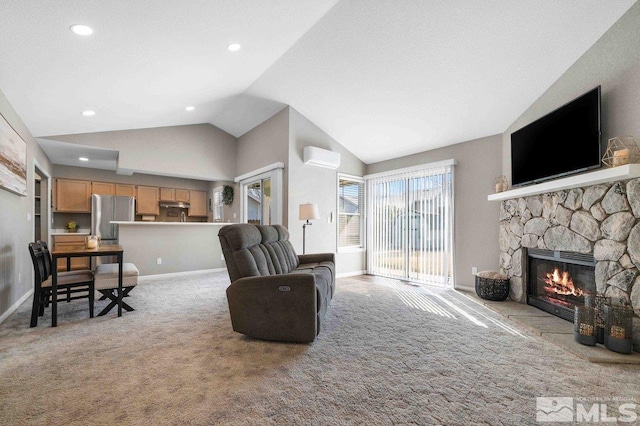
[527,249,596,322]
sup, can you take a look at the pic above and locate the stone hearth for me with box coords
[498,178,640,350]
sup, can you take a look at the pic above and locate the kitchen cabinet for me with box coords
[53,235,90,271]
[115,184,136,197]
[188,190,207,217]
[160,188,175,201]
[55,179,91,212]
[92,181,115,196]
[160,188,190,202]
[136,186,160,215]
[175,189,190,202]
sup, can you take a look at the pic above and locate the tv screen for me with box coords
[511,86,601,187]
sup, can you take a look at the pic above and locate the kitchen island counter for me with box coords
[113,221,236,275]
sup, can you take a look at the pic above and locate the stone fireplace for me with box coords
[526,248,595,322]
[498,179,640,350]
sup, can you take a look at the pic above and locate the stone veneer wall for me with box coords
[498,179,640,350]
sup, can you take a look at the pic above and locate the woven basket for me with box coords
[475,272,509,301]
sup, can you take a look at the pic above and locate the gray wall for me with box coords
[288,108,366,274]
[234,107,367,274]
[503,2,640,178]
[0,90,53,321]
[236,107,290,226]
[367,134,502,289]
[47,123,238,181]
[236,107,289,177]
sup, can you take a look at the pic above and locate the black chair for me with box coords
[28,242,95,327]
[39,240,92,303]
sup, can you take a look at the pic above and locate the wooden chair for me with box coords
[28,242,95,327]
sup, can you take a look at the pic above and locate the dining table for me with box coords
[50,243,124,327]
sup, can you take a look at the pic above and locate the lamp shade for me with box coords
[299,203,319,221]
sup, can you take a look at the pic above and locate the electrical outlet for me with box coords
[156,258,162,265]
[471,267,478,275]
[18,272,22,283]
[220,254,224,261]
[233,213,237,218]
[27,212,32,222]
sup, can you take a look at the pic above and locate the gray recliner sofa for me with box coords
[218,224,335,343]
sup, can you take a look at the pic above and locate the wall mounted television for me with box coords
[511,86,601,187]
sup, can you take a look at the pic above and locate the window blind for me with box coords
[366,162,454,287]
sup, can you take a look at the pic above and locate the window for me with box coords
[338,174,364,250]
[212,186,224,221]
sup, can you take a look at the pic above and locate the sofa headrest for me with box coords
[273,225,290,241]
[257,224,290,243]
[218,224,262,250]
[257,225,279,243]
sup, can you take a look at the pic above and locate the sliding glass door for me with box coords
[236,163,284,226]
[367,161,454,287]
[243,177,272,225]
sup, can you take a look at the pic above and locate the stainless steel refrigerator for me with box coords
[91,194,135,263]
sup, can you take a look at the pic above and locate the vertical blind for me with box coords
[366,161,454,287]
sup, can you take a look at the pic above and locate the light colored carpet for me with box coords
[0,272,638,425]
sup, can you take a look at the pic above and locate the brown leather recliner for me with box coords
[218,224,335,342]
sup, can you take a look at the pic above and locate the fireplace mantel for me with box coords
[488,164,640,201]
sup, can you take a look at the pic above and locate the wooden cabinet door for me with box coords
[115,184,136,197]
[160,188,175,201]
[175,189,190,202]
[92,181,115,196]
[188,190,207,217]
[53,235,90,271]
[136,186,159,215]
[55,179,91,212]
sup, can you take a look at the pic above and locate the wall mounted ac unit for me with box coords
[303,146,341,169]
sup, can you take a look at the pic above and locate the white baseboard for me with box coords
[140,268,227,280]
[0,288,34,325]
[454,285,474,293]
[336,270,366,278]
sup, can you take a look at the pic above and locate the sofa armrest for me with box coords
[226,274,319,342]
[298,252,335,265]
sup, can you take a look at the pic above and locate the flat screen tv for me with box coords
[511,86,601,187]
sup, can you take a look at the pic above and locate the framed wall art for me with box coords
[0,113,27,196]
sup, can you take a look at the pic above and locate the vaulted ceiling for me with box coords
[0,1,636,165]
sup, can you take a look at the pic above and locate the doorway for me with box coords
[33,161,50,244]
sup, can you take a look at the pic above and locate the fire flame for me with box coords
[542,267,583,296]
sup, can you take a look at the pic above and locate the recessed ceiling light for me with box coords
[81,110,95,117]
[227,43,241,52]
[70,24,93,36]
[79,157,89,162]
[185,106,195,111]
